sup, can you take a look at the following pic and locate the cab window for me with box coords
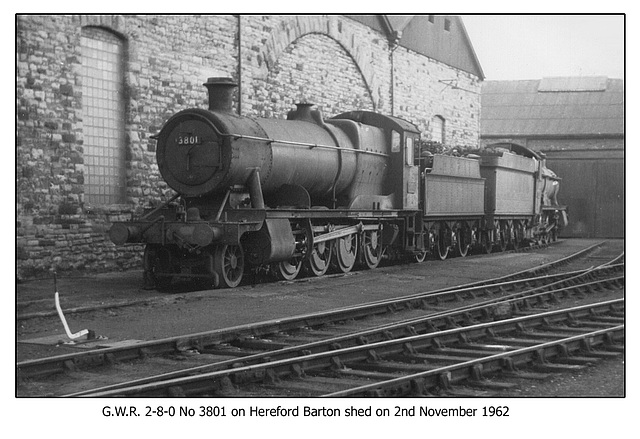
[405,136,414,165]
[391,130,401,153]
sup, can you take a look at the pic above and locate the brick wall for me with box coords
[16,14,481,279]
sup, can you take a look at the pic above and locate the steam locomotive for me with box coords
[109,77,567,289]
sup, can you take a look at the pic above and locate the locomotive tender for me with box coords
[109,78,567,289]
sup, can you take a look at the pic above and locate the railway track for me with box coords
[17,245,624,397]
[17,243,612,377]
[75,299,625,397]
[15,240,610,322]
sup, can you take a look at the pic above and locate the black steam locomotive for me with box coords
[109,77,567,289]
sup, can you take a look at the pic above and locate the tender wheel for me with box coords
[497,223,508,252]
[306,240,332,276]
[456,227,470,257]
[512,224,523,250]
[333,234,358,273]
[361,230,383,269]
[213,244,244,288]
[414,250,428,263]
[481,231,493,254]
[275,258,302,281]
[435,228,450,261]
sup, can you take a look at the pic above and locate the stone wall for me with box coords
[16,14,481,279]
[393,47,481,147]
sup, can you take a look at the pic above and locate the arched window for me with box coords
[81,27,125,205]
[431,115,445,144]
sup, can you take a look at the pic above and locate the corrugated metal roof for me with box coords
[538,76,608,92]
[481,77,624,137]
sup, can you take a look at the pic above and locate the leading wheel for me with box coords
[333,234,358,273]
[143,245,173,290]
[213,244,245,288]
[361,229,383,269]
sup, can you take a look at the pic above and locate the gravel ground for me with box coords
[16,238,625,397]
[503,358,625,397]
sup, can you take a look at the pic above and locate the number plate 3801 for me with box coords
[176,135,201,145]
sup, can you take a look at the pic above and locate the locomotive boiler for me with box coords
[109,77,567,289]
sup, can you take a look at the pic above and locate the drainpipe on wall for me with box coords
[389,31,401,117]
[237,15,242,116]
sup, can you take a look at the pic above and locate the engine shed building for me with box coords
[16,14,484,278]
[480,76,624,238]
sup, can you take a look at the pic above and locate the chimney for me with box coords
[203,77,237,113]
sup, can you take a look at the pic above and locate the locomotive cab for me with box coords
[332,111,421,211]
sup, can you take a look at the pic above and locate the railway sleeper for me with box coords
[490,336,554,346]
[602,343,624,354]
[443,388,497,398]
[512,309,552,317]
[532,362,587,373]
[212,376,239,396]
[200,345,265,357]
[569,320,622,329]
[333,367,399,381]
[348,360,434,374]
[459,342,518,352]
[296,328,346,338]
[588,316,625,324]
[231,338,291,351]
[579,348,623,357]
[540,325,602,335]
[265,376,369,396]
[502,371,551,380]
[268,335,330,345]
[433,347,502,357]
[466,379,520,391]
[62,359,77,372]
[406,353,482,363]
[552,355,602,366]
[167,386,186,397]
[518,330,595,340]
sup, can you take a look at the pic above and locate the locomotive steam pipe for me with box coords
[247,168,265,209]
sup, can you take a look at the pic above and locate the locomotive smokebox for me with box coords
[204,77,237,113]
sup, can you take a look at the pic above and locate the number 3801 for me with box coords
[177,135,201,145]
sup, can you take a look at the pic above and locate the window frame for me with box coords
[431,115,446,144]
[81,26,127,205]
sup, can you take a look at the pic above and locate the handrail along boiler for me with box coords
[109,78,567,288]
